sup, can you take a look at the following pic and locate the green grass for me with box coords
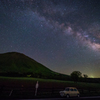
[0,76,100,89]
[0,76,71,82]
[0,52,54,74]
[0,52,70,80]
[0,76,100,98]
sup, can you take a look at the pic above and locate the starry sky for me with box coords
[0,0,100,78]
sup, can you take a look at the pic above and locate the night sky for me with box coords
[0,0,100,78]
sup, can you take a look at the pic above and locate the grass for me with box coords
[0,76,100,98]
[0,76,100,89]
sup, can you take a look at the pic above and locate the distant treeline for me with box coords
[0,72,100,83]
[79,77,100,83]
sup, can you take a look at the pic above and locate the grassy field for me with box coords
[0,76,100,88]
[0,76,100,98]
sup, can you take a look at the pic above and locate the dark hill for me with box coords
[0,52,70,79]
[0,52,53,74]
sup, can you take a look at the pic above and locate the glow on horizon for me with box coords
[89,75,94,78]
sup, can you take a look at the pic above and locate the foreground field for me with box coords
[0,76,100,99]
[0,76,100,89]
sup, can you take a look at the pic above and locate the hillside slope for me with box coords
[0,52,54,75]
[0,52,70,79]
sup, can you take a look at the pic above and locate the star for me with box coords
[1,0,100,78]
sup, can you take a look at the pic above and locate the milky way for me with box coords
[0,0,100,78]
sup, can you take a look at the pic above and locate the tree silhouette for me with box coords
[70,71,82,82]
[83,74,88,78]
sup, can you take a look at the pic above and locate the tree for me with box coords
[70,71,82,82]
[83,74,88,78]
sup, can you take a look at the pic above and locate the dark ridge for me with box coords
[0,52,70,80]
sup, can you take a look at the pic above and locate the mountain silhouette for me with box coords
[0,52,69,79]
